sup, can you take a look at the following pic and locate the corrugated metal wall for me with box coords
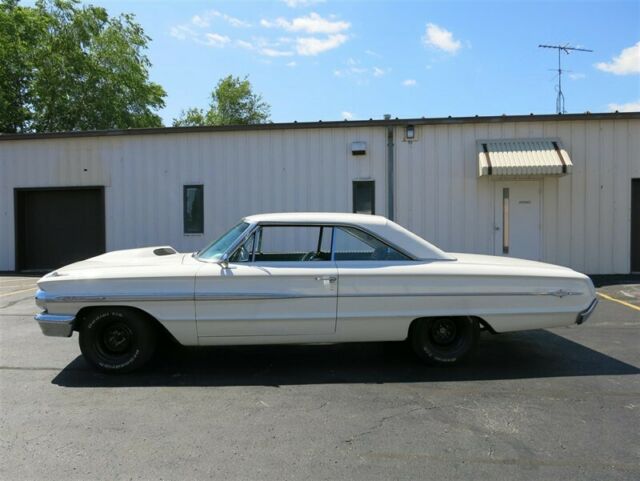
[0,127,387,270]
[1,118,638,273]
[394,118,640,274]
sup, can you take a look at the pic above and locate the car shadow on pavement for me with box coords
[51,330,640,388]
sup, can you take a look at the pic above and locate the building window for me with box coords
[352,180,375,215]
[183,185,204,234]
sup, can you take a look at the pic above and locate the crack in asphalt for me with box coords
[344,405,427,443]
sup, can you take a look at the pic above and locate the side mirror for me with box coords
[217,252,230,269]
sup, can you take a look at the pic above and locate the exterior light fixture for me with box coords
[405,125,415,141]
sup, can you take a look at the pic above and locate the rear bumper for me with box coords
[35,312,75,337]
[576,298,598,325]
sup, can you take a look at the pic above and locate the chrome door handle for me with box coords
[315,276,337,283]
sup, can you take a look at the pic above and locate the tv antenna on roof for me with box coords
[539,43,593,114]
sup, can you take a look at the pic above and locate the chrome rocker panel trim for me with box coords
[35,312,75,337]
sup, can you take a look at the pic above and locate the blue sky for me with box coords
[67,0,640,124]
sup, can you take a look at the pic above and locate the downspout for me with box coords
[384,114,394,221]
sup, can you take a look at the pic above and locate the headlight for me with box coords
[35,289,47,310]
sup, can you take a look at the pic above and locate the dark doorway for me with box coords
[632,179,640,273]
[15,187,105,271]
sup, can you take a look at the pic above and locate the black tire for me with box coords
[79,308,157,373]
[410,317,479,365]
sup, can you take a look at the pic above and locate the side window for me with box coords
[253,226,332,262]
[230,226,333,262]
[183,185,204,234]
[333,227,409,261]
[353,180,375,215]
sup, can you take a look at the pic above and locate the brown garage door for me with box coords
[15,188,105,271]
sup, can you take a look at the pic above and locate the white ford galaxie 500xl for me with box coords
[35,213,598,373]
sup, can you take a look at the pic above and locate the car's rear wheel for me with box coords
[410,316,479,365]
[79,308,157,373]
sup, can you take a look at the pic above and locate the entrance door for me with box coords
[15,187,105,271]
[632,179,640,273]
[494,181,541,260]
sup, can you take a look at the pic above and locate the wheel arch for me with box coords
[75,305,179,344]
[407,315,496,339]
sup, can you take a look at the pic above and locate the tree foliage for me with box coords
[0,0,166,133]
[173,75,270,127]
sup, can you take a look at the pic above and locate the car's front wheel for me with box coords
[410,316,479,365]
[79,308,157,373]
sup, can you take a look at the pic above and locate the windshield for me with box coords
[196,222,250,260]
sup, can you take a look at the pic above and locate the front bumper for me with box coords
[576,298,598,325]
[35,312,75,337]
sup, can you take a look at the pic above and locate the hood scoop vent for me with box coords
[153,247,177,256]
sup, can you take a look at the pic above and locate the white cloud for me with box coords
[341,111,354,120]
[170,25,196,40]
[170,9,251,48]
[596,42,640,75]
[402,79,417,87]
[569,73,586,80]
[261,12,350,34]
[191,15,209,28]
[365,49,381,58]
[261,47,294,57]
[334,59,389,81]
[191,10,251,29]
[225,16,251,29]
[372,66,386,77]
[236,40,254,50]
[296,34,348,55]
[282,0,325,7]
[422,23,461,54]
[200,33,231,47]
[607,100,640,112]
[286,61,297,67]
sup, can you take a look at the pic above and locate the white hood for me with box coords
[53,246,186,274]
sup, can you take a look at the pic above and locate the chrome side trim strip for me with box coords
[338,291,583,298]
[195,293,333,301]
[38,289,583,304]
[42,293,195,303]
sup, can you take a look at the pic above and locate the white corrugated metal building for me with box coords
[1,112,639,274]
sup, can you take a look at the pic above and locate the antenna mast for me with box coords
[539,44,593,114]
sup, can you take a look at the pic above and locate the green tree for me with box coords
[0,0,46,132]
[0,0,166,133]
[173,75,270,127]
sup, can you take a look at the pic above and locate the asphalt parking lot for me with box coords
[1,275,639,481]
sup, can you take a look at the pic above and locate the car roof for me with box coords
[242,212,455,261]
[243,212,388,226]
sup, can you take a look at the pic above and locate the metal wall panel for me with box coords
[394,118,640,274]
[1,118,638,273]
[0,127,386,270]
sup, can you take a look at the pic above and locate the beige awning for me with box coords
[478,139,573,177]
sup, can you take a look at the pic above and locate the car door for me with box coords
[195,225,338,339]
[333,226,419,341]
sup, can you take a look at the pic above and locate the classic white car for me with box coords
[35,213,598,373]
